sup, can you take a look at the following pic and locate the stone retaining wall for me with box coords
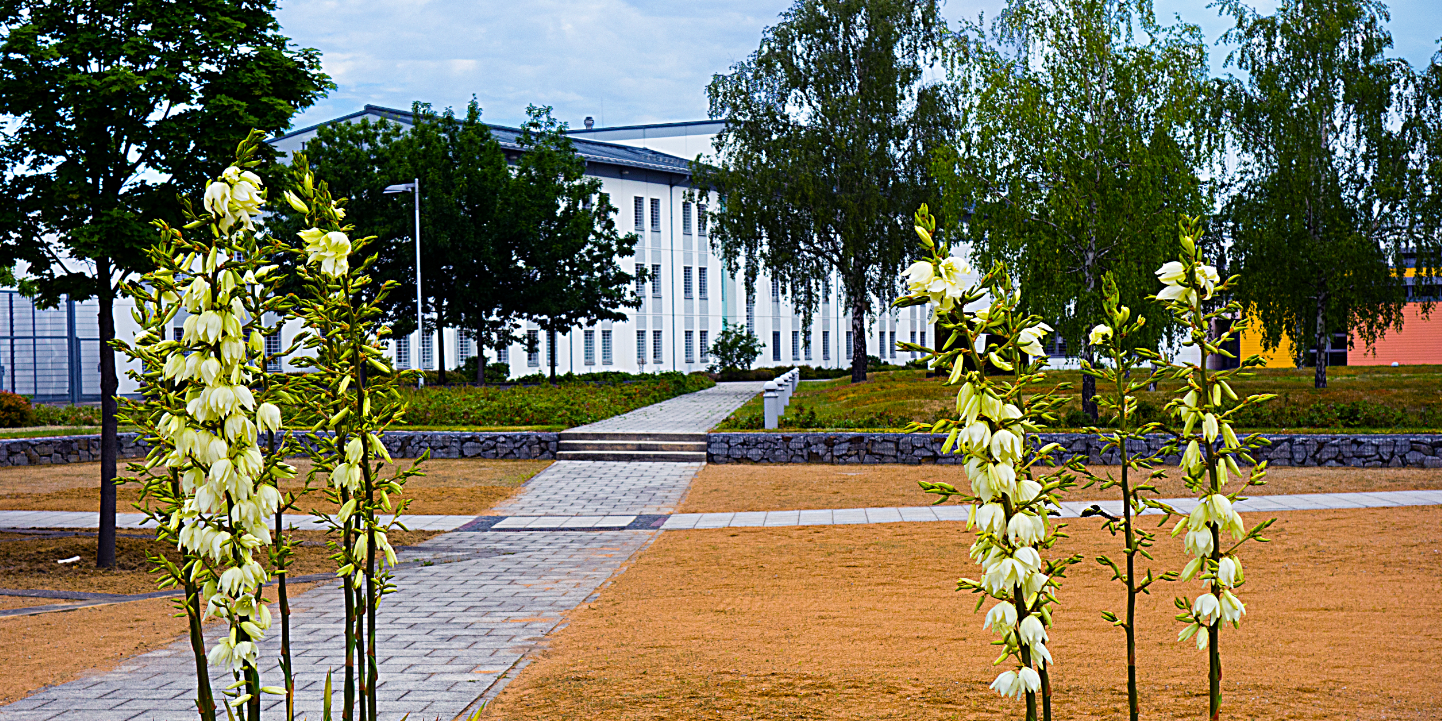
[0,431,558,466]
[5,430,1438,468]
[706,432,1442,468]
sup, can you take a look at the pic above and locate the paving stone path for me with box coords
[0,385,763,721]
[567,381,764,433]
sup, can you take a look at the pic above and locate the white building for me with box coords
[267,105,956,378]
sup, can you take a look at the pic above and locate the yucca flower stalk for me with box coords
[284,154,426,721]
[898,206,1080,721]
[1077,272,1178,721]
[116,131,298,720]
[1153,217,1276,721]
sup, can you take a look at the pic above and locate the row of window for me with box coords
[633,264,709,300]
[518,329,714,367]
[633,197,708,234]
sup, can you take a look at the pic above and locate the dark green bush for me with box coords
[0,391,35,427]
[393,371,715,428]
[30,402,99,427]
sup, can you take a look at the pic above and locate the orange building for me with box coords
[1348,304,1442,366]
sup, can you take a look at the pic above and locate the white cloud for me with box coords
[275,0,1437,132]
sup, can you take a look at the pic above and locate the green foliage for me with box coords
[510,105,642,378]
[1215,0,1440,390]
[30,404,101,427]
[0,391,34,427]
[697,0,947,382]
[936,0,1211,414]
[397,372,714,428]
[706,321,765,371]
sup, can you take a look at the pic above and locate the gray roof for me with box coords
[271,105,693,176]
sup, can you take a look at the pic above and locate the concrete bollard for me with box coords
[763,381,780,429]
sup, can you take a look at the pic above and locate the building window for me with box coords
[683,267,693,299]
[804,331,812,361]
[420,332,434,370]
[173,326,183,342]
[746,298,755,334]
[265,330,282,372]
[698,204,708,235]
[772,331,781,361]
[879,330,887,357]
[634,197,645,230]
[650,198,661,230]
[497,344,508,365]
[634,264,646,298]
[652,330,663,362]
[458,330,473,361]
[651,264,662,297]
[682,202,692,234]
[526,330,540,367]
[584,329,596,366]
[601,330,613,365]
[792,330,800,361]
[845,331,853,360]
[699,330,709,362]
[685,330,695,363]
[637,330,647,365]
[698,267,708,299]
[890,331,897,359]
[396,336,411,369]
[910,330,917,359]
[822,330,830,361]
[771,278,780,301]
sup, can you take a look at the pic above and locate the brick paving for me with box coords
[0,460,698,721]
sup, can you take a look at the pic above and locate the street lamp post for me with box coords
[384,178,423,385]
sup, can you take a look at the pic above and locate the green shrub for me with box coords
[384,371,716,428]
[30,403,98,427]
[0,391,35,427]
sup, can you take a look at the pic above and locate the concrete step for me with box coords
[558,440,707,453]
[558,431,706,443]
[554,450,708,462]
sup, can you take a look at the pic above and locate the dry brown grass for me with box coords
[0,458,547,515]
[680,463,1442,513]
[0,529,437,596]
[0,583,318,706]
[484,506,1442,721]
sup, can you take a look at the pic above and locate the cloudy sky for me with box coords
[276,0,1440,133]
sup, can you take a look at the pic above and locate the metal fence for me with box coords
[0,290,102,403]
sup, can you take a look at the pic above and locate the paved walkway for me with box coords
[565,381,764,433]
[5,489,1438,536]
[0,461,703,721]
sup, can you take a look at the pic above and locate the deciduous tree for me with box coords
[1216,0,1440,388]
[697,0,947,384]
[0,0,329,567]
[936,0,1210,417]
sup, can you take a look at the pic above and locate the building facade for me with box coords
[268,106,957,378]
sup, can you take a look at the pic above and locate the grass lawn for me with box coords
[482,506,1442,721]
[0,458,548,515]
[718,365,1442,431]
[679,464,1442,513]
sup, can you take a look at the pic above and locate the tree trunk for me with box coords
[1081,361,1098,419]
[1313,297,1328,389]
[96,257,117,569]
[849,296,868,384]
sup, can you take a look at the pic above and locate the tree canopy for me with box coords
[276,103,641,382]
[1216,0,1440,388]
[935,0,1212,416]
[0,0,330,566]
[696,0,948,383]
